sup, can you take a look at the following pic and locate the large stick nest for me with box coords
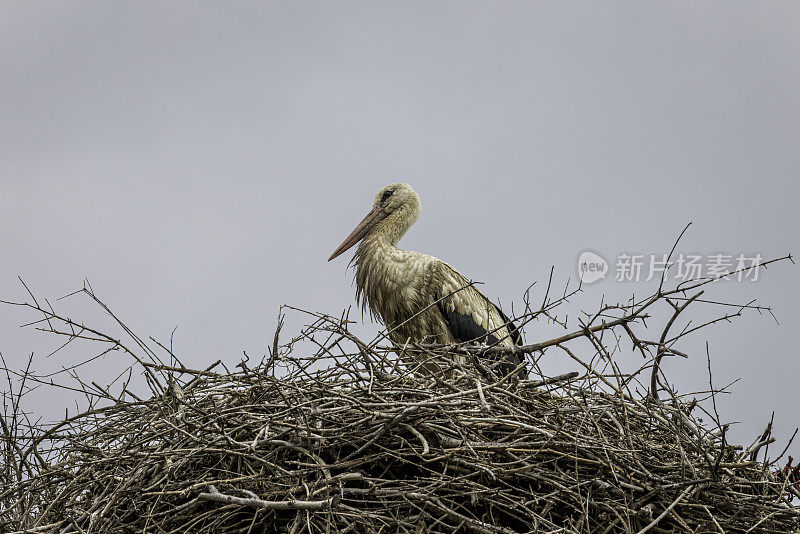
[1,254,798,533]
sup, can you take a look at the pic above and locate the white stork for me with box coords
[328,183,527,378]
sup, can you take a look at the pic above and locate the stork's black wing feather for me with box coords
[436,299,500,345]
[496,307,523,346]
[436,298,527,379]
[496,307,528,379]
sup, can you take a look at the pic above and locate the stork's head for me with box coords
[328,182,421,261]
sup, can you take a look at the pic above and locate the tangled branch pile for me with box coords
[1,252,798,533]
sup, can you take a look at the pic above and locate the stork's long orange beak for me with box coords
[328,206,388,261]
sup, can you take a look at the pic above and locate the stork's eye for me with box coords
[381,190,394,203]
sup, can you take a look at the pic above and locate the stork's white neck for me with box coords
[355,208,415,280]
[373,203,420,247]
[353,203,422,320]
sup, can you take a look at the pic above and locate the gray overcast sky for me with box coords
[1,2,798,454]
